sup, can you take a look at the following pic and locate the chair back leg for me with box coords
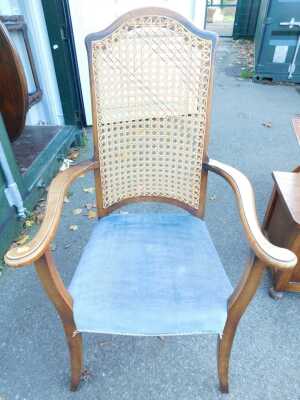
[35,250,83,391]
[218,255,265,393]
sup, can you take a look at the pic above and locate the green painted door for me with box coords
[233,0,261,39]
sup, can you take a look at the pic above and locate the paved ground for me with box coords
[1,39,300,400]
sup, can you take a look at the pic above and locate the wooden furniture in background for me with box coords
[263,168,300,298]
[0,15,43,107]
[0,19,63,175]
[0,20,28,141]
[0,17,42,142]
[5,8,297,394]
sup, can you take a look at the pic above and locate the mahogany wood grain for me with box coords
[35,251,82,391]
[205,159,297,270]
[218,255,265,392]
[272,170,300,226]
[0,20,28,141]
[263,167,300,294]
[205,159,297,390]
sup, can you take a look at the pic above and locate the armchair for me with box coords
[5,8,297,394]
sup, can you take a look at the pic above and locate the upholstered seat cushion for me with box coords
[69,213,232,336]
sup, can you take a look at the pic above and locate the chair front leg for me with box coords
[218,254,265,393]
[35,250,82,391]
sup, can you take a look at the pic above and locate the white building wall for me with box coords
[0,0,64,126]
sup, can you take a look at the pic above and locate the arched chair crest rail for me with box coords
[5,7,297,393]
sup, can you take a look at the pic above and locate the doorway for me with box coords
[205,0,237,37]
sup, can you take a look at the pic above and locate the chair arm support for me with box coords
[204,158,297,270]
[4,160,99,268]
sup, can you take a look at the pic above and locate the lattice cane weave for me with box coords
[91,15,213,209]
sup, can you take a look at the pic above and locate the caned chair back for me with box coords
[86,8,217,216]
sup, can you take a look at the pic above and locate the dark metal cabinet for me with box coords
[254,0,300,82]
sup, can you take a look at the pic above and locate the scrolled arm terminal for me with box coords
[5,160,99,268]
[205,158,297,270]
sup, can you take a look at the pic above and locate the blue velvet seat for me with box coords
[69,213,233,336]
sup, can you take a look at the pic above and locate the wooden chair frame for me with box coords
[5,8,297,393]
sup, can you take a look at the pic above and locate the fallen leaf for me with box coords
[60,159,74,171]
[69,224,78,231]
[81,368,93,382]
[85,203,94,210]
[68,149,80,160]
[35,212,45,224]
[16,234,30,245]
[83,187,95,194]
[64,196,70,203]
[88,210,97,219]
[72,208,83,215]
[25,219,35,228]
[262,122,272,128]
[51,243,57,251]
[64,243,71,249]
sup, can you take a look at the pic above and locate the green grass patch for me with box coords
[240,69,254,79]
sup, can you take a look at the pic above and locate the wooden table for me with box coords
[263,116,300,299]
[263,169,300,298]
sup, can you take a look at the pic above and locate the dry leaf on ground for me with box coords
[69,224,79,231]
[83,187,95,194]
[60,159,74,171]
[262,122,272,128]
[88,210,97,219]
[68,148,80,160]
[64,196,70,203]
[25,219,35,228]
[72,208,83,215]
[16,234,30,245]
[81,368,93,382]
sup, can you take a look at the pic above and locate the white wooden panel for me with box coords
[69,0,206,125]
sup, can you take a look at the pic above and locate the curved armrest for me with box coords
[205,158,297,270]
[5,160,99,268]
